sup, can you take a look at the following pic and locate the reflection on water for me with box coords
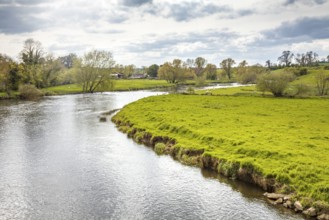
[0,91,303,220]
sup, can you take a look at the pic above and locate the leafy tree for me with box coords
[204,63,217,80]
[257,72,294,97]
[327,55,329,62]
[147,64,159,78]
[158,59,187,84]
[194,57,207,78]
[237,64,267,84]
[220,58,235,79]
[19,38,45,87]
[123,64,135,78]
[75,49,115,93]
[278,51,294,67]
[41,54,64,87]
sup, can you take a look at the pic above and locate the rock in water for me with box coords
[302,207,317,217]
[294,201,303,212]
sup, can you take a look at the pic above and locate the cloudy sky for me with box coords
[0,0,329,66]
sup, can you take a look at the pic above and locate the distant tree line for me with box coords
[1,39,328,97]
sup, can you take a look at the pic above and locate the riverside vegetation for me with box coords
[112,88,329,218]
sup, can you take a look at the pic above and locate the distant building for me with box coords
[110,73,124,79]
[129,73,148,79]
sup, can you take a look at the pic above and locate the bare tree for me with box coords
[278,51,294,67]
[305,51,318,66]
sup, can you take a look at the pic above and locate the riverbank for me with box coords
[111,92,329,219]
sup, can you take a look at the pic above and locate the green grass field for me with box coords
[113,93,329,205]
[43,80,173,94]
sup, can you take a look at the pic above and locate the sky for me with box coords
[0,0,329,67]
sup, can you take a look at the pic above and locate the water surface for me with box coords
[0,91,303,220]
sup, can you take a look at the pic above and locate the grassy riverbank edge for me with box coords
[111,94,329,219]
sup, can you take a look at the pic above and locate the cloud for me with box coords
[0,5,44,33]
[283,0,327,6]
[121,0,152,7]
[145,2,253,22]
[264,16,329,41]
[126,29,240,61]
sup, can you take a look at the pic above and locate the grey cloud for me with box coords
[264,16,329,40]
[251,16,329,48]
[126,30,239,54]
[146,2,253,22]
[0,5,44,33]
[283,0,327,6]
[121,0,152,7]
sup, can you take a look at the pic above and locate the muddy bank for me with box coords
[112,118,329,219]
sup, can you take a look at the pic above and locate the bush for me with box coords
[19,84,43,100]
[256,72,295,97]
[293,83,311,97]
[154,143,166,155]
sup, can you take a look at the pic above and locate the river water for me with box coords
[0,91,303,220]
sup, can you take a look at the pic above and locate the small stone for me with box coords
[99,116,107,122]
[302,207,317,217]
[283,195,292,201]
[265,193,285,200]
[275,198,283,204]
[317,214,329,220]
[294,201,303,212]
[286,200,292,208]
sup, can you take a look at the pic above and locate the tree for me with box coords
[204,63,217,80]
[59,53,77,68]
[0,54,20,94]
[194,57,207,78]
[75,49,115,93]
[147,64,159,78]
[41,54,64,87]
[278,51,294,67]
[315,71,329,96]
[158,59,187,84]
[256,72,294,97]
[20,38,44,65]
[220,58,235,79]
[265,60,272,69]
[295,53,307,66]
[19,38,45,87]
[305,51,318,66]
[327,55,329,62]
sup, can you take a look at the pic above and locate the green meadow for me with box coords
[43,79,173,95]
[113,93,329,205]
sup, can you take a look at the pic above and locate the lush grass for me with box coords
[111,79,172,91]
[113,93,329,204]
[43,84,82,95]
[196,85,270,96]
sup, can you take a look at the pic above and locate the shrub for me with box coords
[186,86,195,94]
[315,71,329,96]
[256,72,295,97]
[19,84,43,100]
[154,143,166,155]
[294,83,311,97]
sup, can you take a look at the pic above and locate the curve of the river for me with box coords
[0,91,304,220]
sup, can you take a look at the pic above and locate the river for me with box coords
[0,91,304,220]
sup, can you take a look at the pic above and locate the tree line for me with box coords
[1,38,328,96]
